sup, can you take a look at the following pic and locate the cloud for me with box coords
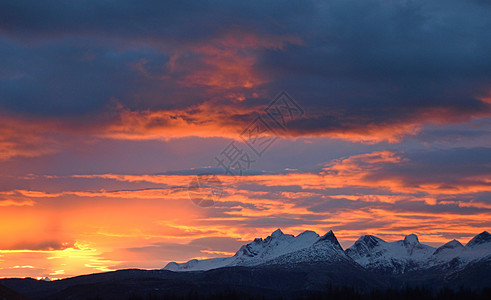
[0,0,490,152]
[123,236,244,263]
[0,147,489,276]
[67,147,491,197]
[0,199,35,207]
[8,240,73,251]
[0,114,60,161]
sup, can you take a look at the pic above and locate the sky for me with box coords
[0,0,490,279]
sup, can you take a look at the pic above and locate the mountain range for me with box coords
[1,229,490,299]
[164,229,491,275]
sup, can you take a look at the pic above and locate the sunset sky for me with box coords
[1,0,491,279]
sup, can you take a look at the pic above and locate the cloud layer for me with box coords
[1,0,491,158]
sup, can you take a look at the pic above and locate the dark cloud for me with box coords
[1,0,490,139]
[365,147,491,187]
[308,197,376,213]
[0,0,310,40]
[256,0,491,136]
[0,37,143,115]
[7,240,73,251]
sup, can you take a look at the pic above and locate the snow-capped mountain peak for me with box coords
[317,230,335,242]
[271,228,284,238]
[466,231,491,248]
[298,230,319,238]
[164,229,322,271]
[261,230,349,267]
[345,233,435,273]
[403,234,419,246]
[316,230,344,251]
[344,235,385,261]
[446,239,464,248]
[428,232,491,268]
[359,235,383,248]
[401,234,431,256]
[430,239,465,264]
[232,229,313,264]
[433,239,464,255]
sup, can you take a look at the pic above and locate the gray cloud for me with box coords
[0,0,490,139]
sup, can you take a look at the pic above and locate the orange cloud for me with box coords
[1,148,489,278]
[0,199,35,207]
[69,149,491,196]
[0,114,61,161]
[96,99,491,144]
[101,101,259,141]
[179,32,301,89]
[2,96,490,163]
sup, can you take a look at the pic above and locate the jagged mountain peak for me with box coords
[444,239,463,248]
[164,229,491,273]
[318,230,335,241]
[346,233,435,274]
[316,230,343,251]
[164,229,335,271]
[231,228,322,266]
[262,230,349,266]
[357,235,385,248]
[432,239,464,259]
[403,234,420,246]
[264,228,294,243]
[466,231,491,248]
[271,228,284,238]
[344,235,387,261]
[298,230,319,238]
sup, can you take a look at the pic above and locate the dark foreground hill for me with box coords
[1,261,490,300]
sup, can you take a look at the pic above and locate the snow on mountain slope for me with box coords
[429,239,464,264]
[163,229,321,271]
[164,257,234,272]
[427,231,491,268]
[262,231,349,267]
[466,231,491,249]
[346,231,491,273]
[345,234,435,273]
[164,230,491,273]
[232,229,321,266]
[461,231,491,262]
